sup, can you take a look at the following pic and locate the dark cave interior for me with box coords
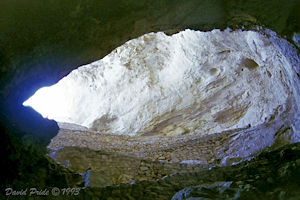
[0,0,300,199]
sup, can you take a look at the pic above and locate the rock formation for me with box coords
[24,29,300,139]
[45,29,300,192]
[1,0,299,199]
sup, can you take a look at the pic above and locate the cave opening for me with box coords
[2,0,300,198]
[22,29,300,162]
[23,85,71,124]
[15,28,300,197]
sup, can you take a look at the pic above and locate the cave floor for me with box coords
[47,120,292,189]
[49,127,243,165]
[47,128,240,188]
[48,140,300,199]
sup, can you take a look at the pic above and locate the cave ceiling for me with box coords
[0,0,299,106]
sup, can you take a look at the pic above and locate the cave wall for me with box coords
[0,0,299,192]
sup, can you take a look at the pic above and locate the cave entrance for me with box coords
[22,29,293,137]
[21,29,300,187]
[22,82,89,131]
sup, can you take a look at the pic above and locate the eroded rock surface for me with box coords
[1,0,299,199]
[69,143,300,200]
[44,29,300,189]
[25,29,300,139]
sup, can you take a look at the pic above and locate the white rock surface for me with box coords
[23,29,300,137]
[180,160,205,165]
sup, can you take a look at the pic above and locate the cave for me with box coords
[1,1,300,199]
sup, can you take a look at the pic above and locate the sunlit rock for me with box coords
[24,29,300,138]
[293,32,300,48]
[171,182,239,200]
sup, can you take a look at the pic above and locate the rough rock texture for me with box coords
[48,117,298,188]
[25,29,300,139]
[51,146,209,188]
[45,29,299,187]
[0,0,300,199]
[50,143,300,200]
[171,182,240,200]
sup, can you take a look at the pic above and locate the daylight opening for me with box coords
[23,85,71,121]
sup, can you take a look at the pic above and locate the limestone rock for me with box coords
[24,29,300,138]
